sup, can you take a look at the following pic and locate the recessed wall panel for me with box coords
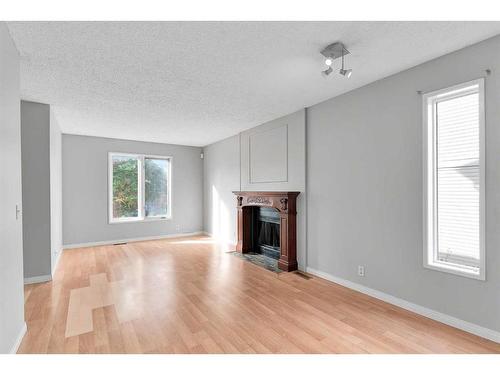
[249,125,288,184]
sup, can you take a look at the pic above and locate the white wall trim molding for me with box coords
[63,231,204,250]
[51,248,62,278]
[248,123,289,184]
[306,267,500,344]
[24,275,52,285]
[9,322,27,354]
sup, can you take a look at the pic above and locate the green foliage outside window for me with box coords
[112,157,138,218]
[145,158,168,217]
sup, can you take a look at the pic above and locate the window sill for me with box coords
[109,216,172,224]
[424,260,485,281]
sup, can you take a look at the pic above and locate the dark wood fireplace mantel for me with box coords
[233,191,300,272]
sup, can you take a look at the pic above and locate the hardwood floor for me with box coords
[18,235,500,354]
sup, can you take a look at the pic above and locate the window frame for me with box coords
[108,152,172,224]
[422,78,486,281]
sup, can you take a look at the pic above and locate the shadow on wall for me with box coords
[211,185,233,250]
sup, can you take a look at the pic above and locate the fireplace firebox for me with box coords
[233,191,300,272]
[255,207,280,259]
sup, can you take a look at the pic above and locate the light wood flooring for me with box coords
[18,235,500,353]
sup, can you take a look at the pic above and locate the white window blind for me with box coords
[436,93,480,266]
[423,79,485,280]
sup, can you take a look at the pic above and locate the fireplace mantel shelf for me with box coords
[232,191,301,195]
[233,191,300,271]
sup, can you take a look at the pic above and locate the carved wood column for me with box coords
[278,211,297,272]
[236,205,252,253]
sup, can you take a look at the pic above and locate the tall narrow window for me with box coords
[423,79,485,280]
[109,153,171,223]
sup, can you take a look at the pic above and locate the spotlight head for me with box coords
[322,67,333,77]
[339,68,353,78]
[324,58,333,66]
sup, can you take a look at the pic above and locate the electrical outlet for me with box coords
[358,265,365,277]
[175,225,181,232]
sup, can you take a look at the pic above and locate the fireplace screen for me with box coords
[255,207,280,259]
[257,221,280,248]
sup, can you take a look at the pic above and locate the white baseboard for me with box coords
[10,322,27,354]
[24,274,52,285]
[63,231,205,250]
[306,267,500,344]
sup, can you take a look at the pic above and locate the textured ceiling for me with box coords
[7,21,500,146]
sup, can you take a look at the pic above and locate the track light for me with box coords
[320,42,352,78]
[339,47,352,78]
[339,68,352,78]
[322,66,333,76]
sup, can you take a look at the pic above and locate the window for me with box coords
[109,153,171,223]
[423,79,485,280]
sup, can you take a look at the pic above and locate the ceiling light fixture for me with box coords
[320,42,352,78]
[339,47,352,78]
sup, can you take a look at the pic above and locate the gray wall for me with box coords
[203,109,307,269]
[21,101,52,279]
[0,23,25,353]
[63,134,203,246]
[307,35,500,332]
[203,135,240,246]
[50,111,63,272]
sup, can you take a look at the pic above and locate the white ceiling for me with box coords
[7,21,500,147]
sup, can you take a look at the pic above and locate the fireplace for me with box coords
[233,191,300,271]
